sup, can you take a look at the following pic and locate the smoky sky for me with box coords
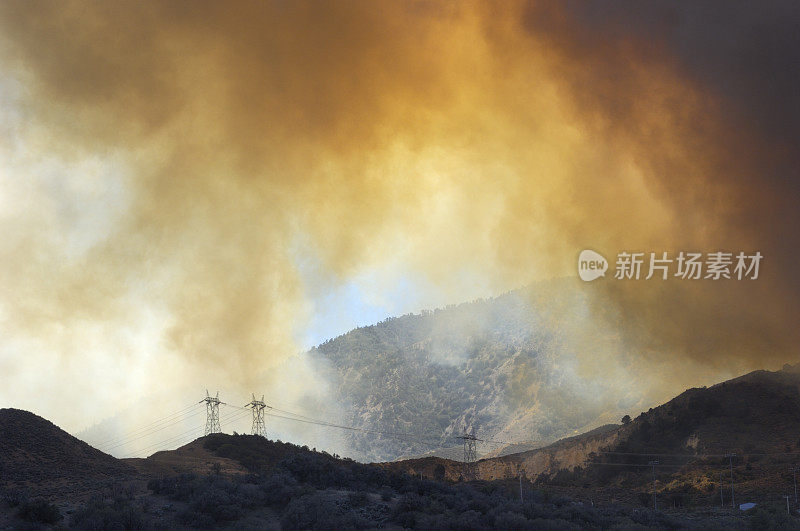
[0,0,798,428]
[534,0,800,141]
[521,0,800,367]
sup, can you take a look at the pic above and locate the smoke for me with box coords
[523,0,800,373]
[0,0,797,431]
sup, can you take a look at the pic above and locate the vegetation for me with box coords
[69,496,148,530]
[148,460,694,529]
[143,433,742,529]
[17,498,61,525]
[310,280,627,461]
[2,429,796,529]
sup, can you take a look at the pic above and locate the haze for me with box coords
[0,1,797,447]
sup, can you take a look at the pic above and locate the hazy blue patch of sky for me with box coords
[289,232,500,350]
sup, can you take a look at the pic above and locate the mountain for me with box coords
[5,363,800,529]
[75,280,662,461]
[0,416,716,529]
[310,279,645,462]
[388,364,800,506]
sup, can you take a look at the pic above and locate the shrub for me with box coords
[190,486,242,523]
[748,501,798,530]
[348,490,369,507]
[69,497,147,530]
[147,473,203,501]
[237,482,266,509]
[528,517,581,530]
[637,492,652,507]
[2,488,27,508]
[261,471,303,508]
[176,507,214,528]
[279,493,369,530]
[493,511,531,530]
[379,485,394,501]
[18,499,61,525]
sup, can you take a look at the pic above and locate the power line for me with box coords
[94,403,202,447]
[102,392,800,468]
[266,410,446,447]
[474,436,539,447]
[128,409,252,458]
[223,403,447,447]
[108,403,251,458]
[101,409,205,452]
[597,451,712,457]
[586,461,689,468]
[132,425,206,457]
[210,395,540,456]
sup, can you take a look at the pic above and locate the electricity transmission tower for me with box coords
[457,427,478,464]
[245,394,270,437]
[200,390,223,435]
[456,426,478,480]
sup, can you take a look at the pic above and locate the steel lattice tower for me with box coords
[456,426,478,480]
[200,390,222,435]
[457,427,478,464]
[245,394,269,437]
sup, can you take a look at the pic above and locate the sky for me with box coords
[0,0,799,438]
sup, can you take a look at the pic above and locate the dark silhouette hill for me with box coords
[0,408,135,491]
[3,381,796,529]
[124,437,249,478]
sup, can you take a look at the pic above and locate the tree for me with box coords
[434,463,446,482]
[621,415,631,425]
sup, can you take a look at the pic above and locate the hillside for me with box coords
[388,364,800,506]
[0,408,135,496]
[1,426,722,529]
[124,438,249,477]
[4,385,798,529]
[161,434,741,529]
[76,279,673,462]
[310,279,645,462]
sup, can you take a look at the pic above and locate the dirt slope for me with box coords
[124,437,248,477]
[0,408,136,501]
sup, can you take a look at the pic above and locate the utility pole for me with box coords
[245,394,270,437]
[517,465,524,503]
[648,460,659,510]
[726,453,736,508]
[784,495,791,515]
[200,390,223,435]
[792,466,798,506]
[720,473,725,507]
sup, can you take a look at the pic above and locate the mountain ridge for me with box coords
[310,279,648,462]
[385,364,800,505]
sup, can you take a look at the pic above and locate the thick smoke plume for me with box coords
[0,1,797,429]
